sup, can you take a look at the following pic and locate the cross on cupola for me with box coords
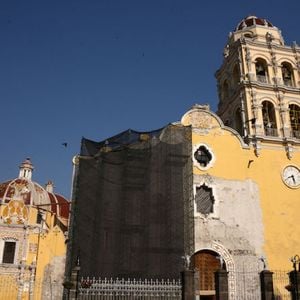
[19,158,34,180]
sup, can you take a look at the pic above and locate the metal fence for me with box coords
[0,272,64,300]
[231,270,291,300]
[234,270,261,300]
[0,270,293,299]
[78,277,182,300]
[273,270,291,300]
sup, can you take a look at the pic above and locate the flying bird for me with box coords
[62,142,68,148]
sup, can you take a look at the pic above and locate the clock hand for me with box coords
[286,174,296,183]
[291,175,296,184]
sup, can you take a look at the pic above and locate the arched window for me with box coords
[281,62,294,86]
[255,58,268,83]
[262,101,278,136]
[222,80,229,102]
[232,65,240,85]
[289,104,300,139]
[244,33,253,38]
[234,108,244,136]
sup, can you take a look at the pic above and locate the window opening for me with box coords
[194,146,212,168]
[232,65,240,85]
[2,241,16,264]
[195,185,214,215]
[289,104,300,139]
[262,101,278,136]
[222,80,229,102]
[255,59,268,83]
[281,63,293,86]
[37,212,43,224]
[234,108,243,136]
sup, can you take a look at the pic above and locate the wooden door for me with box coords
[192,250,221,299]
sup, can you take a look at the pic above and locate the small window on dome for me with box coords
[244,33,253,38]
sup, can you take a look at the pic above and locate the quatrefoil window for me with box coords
[194,146,212,168]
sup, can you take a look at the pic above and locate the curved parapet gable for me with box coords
[181,104,249,148]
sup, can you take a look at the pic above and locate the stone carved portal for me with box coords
[193,242,236,300]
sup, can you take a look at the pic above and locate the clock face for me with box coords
[282,165,300,188]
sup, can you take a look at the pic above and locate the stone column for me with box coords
[181,270,195,300]
[215,269,228,300]
[29,263,36,300]
[260,270,274,300]
[64,262,80,300]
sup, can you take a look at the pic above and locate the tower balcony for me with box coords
[264,127,278,137]
[256,75,268,83]
[290,130,300,139]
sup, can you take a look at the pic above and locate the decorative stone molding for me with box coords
[285,143,293,159]
[254,140,262,156]
[245,47,252,71]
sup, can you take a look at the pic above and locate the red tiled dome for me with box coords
[236,16,274,31]
[0,159,70,222]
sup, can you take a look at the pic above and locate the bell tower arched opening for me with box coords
[289,104,300,138]
[255,58,268,83]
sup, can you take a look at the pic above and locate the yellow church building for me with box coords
[66,16,300,300]
[0,158,70,299]
[183,15,300,298]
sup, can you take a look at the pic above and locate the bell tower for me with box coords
[216,16,300,157]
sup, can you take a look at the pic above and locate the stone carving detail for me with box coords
[245,47,252,72]
[270,50,278,74]
[2,199,28,224]
[190,112,213,129]
[285,144,293,159]
[211,241,236,300]
[223,44,230,58]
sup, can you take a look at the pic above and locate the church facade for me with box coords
[185,15,300,298]
[67,16,300,299]
[0,159,70,299]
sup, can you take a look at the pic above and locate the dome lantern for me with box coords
[19,158,34,180]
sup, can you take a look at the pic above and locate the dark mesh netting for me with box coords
[67,124,194,279]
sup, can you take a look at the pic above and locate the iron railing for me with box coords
[0,272,64,300]
[273,270,291,300]
[257,75,268,83]
[78,277,182,299]
[291,130,300,139]
[264,127,279,137]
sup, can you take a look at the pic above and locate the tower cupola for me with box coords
[19,158,34,180]
[228,15,284,46]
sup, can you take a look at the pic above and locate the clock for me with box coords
[282,165,300,188]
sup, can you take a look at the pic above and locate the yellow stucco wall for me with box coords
[0,204,67,300]
[182,107,300,270]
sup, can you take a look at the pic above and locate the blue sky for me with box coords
[1,0,300,198]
